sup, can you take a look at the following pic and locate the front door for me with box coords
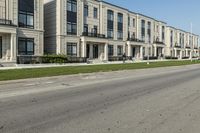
[93,45,98,59]
[0,36,2,59]
[132,47,136,57]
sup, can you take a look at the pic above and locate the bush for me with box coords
[165,56,178,60]
[42,54,67,64]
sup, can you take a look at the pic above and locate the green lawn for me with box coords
[0,60,200,81]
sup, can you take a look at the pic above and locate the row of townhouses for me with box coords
[0,0,199,65]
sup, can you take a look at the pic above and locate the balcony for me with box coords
[127,38,144,43]
[153,41,165,45]
[0,19,12,26]
[174,45,182,48]
[82,32,106,39]
[185,46,191,49]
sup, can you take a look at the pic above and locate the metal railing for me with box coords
[0,19,12,25]
[127,38,145,43]
[82,32,106,38]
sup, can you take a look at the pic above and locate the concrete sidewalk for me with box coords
[0,59,197,70]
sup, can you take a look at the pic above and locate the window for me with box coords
[107,10,114,21]
[162,26,165,41]
[108,45,114,56]
[117,46,123,56]
[170,31,173,47]
[18,38,34,55]
[67,43,77,56]
[93,25,98,35]
[0,36,2,58]
[67,22,77,35]
[107,10,114,38]
[84,5,88,17]
[67,0,77,12]
[94,7,98,19]
[128,17,130,27]
[133,19,135,27]
[147,22,151,42]
[18,0,34,28]
[67,0,77,35]
[141,20,145,41]
[84,24,88,34]
[117,13,123,40]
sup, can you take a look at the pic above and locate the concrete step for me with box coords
[0,62,16,67]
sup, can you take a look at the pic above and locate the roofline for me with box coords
[167,26,199,36]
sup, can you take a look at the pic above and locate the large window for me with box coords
[107,10,114,38]
[0,36,2,58]
[18,0,34,28]
[67,0,77,12]
[133,19,135,27]
[18,38,34,55]
[162,26,165,41]
[147,22,151,42]
[67,0,77,35]
[141,20,145,41]
[117,46,123,56]
[117,13,123,40]
[67,22,77,35]
[84,5,88,17]
[93,7,98,19]
[108,45,114,56]
[67,43,77,56]
[170,31,173,47]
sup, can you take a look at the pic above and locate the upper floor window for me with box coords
[162,26,165,41]
[67,22,77,35]
[128,17,130,27]
[133,18,135,27]
[94,7,98,19]
[117,13,123,40]
[107,10,114,21]
[18,0,34,28]
[147,22,151,42]
[84,5,88,17]
[170,31,173,47]
[67,0,77,13]
[141,20,145,40]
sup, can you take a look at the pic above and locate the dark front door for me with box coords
[93,45,98,59]
[0,37,2,59]
[86,44,90,58]
[132,47,136,57]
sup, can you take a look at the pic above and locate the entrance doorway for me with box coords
[0,36,2,59]
[86,44,90,58]
[132,47,136,57]
[93,45,98,59]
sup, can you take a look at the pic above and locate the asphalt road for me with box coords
[0,64,200,133]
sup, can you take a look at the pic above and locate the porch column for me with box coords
[186,49,188,57]
[81,40,86,57]
[104,43,108,60]
[140,46,143,59]
[180,50,182,59]
[127,43,131,57]
[154,46,157,57]
[174,49,177,57]
[10,33,17,61]
[89,44,93,58]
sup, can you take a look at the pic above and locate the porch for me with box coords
[0,26,17,63]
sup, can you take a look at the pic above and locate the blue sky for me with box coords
[104,0,200,35]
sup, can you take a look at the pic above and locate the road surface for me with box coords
[0,64,200,133]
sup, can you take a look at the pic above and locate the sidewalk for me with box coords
[0,59,196,70]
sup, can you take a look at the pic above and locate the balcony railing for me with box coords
[82,32,106,39]
[185,46,191,49]
[174,45,182,48]
[0,19,12,26]
[153,41,165,45]
[127,38,145,43]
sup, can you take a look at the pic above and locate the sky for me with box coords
[104,0,200,35]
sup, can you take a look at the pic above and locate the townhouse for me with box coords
[0,0,44,65]
[44,0,176,62]
[166,26,199,59]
